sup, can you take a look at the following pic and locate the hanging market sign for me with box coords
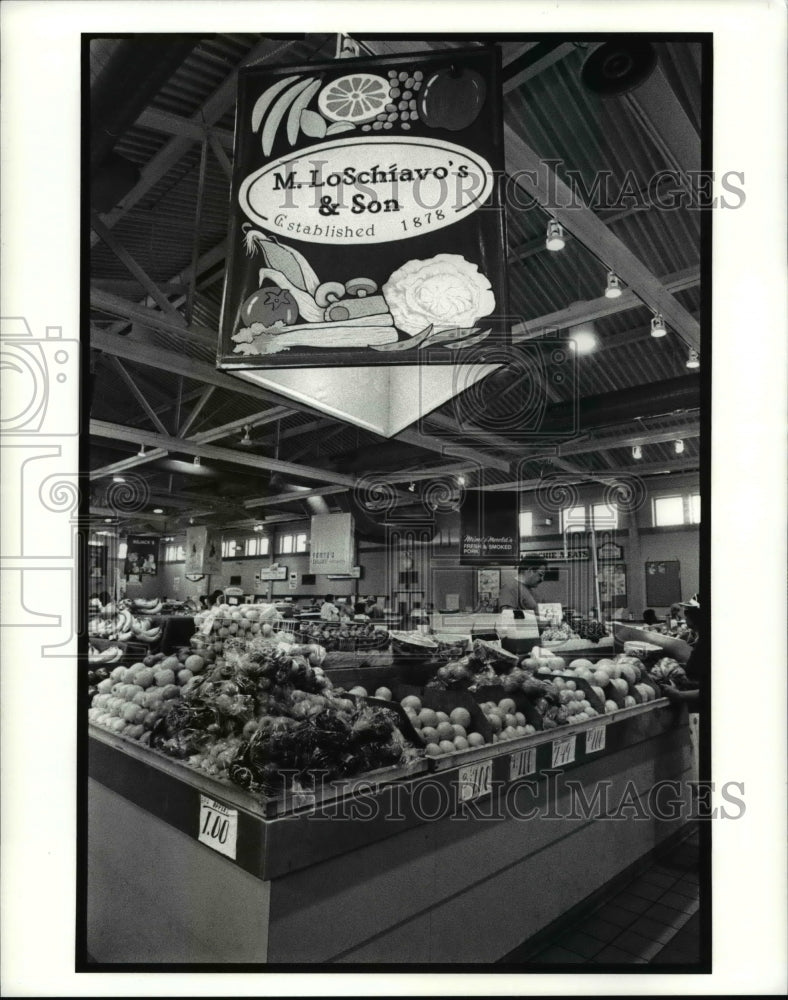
[597,541,624,561]
[260,564,288,581]
[185,526,223,576]
[124,535,159,580]
[309,512,355,575]
[218,47,507,369]
[460,491,518,565]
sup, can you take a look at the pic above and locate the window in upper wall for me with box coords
[279,534,294,554]
[519,511,533,537]
[295,532,308,553]
[690,493,701,524]
[221,539,241,558]
[561,505,587,533]
[653,495,685,526]
[592,502,618,529]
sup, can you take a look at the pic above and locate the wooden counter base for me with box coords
[86,706,693,964]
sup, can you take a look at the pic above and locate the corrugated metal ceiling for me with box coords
[88,35,704,524]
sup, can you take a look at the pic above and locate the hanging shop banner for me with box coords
[185,526,223,576]
[218,47,507,369]
[310,512,354,575]
[124,535,159,581]
[460,491,518,565]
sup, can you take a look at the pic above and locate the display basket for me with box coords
[294,618,390,652]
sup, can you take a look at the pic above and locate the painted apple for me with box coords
[418,67,487,131]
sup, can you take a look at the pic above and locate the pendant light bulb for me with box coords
[686,349,700,369]
[193,456,201,466]
[674,439,685,454]
[650,313,667,338]
[605,271,623,298]
[137,444,146,457]
[632,445,643,460]
[545,219,566,251]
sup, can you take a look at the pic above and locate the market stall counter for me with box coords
[87,699,693,964]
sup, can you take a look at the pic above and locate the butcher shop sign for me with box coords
[219,47,507,369]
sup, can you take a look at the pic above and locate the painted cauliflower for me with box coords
[382,254,495,336]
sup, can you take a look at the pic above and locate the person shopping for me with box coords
[320,594,340,622]
[498,560,547,614]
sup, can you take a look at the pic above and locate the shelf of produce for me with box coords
[86,700,692,964]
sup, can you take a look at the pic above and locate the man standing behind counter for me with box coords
[497,560,547,614]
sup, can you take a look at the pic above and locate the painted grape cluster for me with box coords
[361,69,424,132]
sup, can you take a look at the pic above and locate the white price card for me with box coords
[458,759,493,802]
[551,734,576,768]
[198,795,238,860]
[509,747,536,781]
[585,725,606,754]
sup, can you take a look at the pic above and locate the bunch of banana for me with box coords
[129,598,163,615]
[88,644,124,665]
[136,625,162,645]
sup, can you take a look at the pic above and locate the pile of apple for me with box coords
[88,651,207,744]
[393,695,486,757]
[478,698,538,743]
[191,604,276,660]
[534,655,658,714]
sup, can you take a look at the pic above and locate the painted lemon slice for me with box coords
[317,73,390,124]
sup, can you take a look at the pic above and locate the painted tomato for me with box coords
[240,286,299,328]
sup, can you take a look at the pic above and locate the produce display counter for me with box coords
[87,700,693,964]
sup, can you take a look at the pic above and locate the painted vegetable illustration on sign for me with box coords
[232,234,494,355]
[223,50,505,363]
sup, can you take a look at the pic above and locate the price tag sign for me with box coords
[509,747,536,781]
[198,795,238,860]
[551,734,576,768]
[458,759,493,802]
[585,725,606,754]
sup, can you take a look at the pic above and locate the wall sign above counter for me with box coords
[218,48,507,370]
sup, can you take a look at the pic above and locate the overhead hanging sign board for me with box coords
[124,535,159,581]
[310,512,355,575]
[459,491,518,566]
[218,47,507,370]
[185,526,223,576]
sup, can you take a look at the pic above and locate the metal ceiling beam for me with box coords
[178,385,216,437]
[502,42,576,93]
[90,449,169,479]
[107,357,170,436]
[484,455,700,492]
[512,267,699,340]
[90,420,360,487]
[504,126,701,351]
[624,64,700,175]
[394,426,511,474]
[189,406,296,445]
[245,485,348,509]
[93,36,316,243]
[557,420,700,457]
[134,107,235,148]
[102,240,228,337]
[90,405,297,479]
[90,325,343,419]
[91,288,215,346]
[91,214,186,324]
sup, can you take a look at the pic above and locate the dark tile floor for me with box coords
[525,825,702,965]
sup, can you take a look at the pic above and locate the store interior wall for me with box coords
[114,473,699,615]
